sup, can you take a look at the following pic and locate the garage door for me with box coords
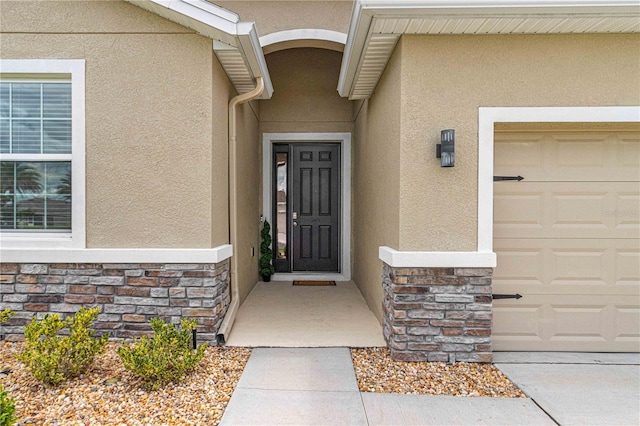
[492,123,640,352]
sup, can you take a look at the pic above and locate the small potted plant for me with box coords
[259,219,275,282]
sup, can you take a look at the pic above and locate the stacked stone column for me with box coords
[382,264,493,363]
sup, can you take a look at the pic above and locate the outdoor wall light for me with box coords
[436,129,455,167]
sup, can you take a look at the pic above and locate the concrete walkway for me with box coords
[220,348,555,425]
[495,352,640,426]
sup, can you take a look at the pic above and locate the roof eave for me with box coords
[338,0,640,100]
[125,0,273,99]
[237,22,274,99]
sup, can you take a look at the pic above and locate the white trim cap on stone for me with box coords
[1,244,233,264]
[125,0,273,98]
[338,0,640,99]
[379,247,497,268]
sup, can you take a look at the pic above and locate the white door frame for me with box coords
[478,106,640,254]
[262,132,351,281]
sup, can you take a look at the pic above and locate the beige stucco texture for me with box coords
[216,1,353,38]
[234,101,261,303]
[398,33,640,252]
[352,45,402,320]
[259,48,353,134]
[1,1,232,248]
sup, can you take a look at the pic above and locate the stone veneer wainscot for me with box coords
[382,264,493,363]
[0,261,230,343]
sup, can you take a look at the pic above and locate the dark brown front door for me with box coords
[272,143,341,273]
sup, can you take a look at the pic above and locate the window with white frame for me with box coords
[0,60,85,248]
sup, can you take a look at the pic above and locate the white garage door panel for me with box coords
[493,239,640,295]
[493,295,640,352]
[494,182,640,239]
[494,130,640,182]
[493,126,640,352]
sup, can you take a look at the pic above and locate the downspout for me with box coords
[217,76,265,345]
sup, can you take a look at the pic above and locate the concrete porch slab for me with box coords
[225,280,386,347]
[497,363,640,425]
[361,393,555,425]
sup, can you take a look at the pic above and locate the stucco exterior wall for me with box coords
[259,48,354,134]
[352,42,403,321]
[216,1,353,37]
[399,33,640,251]
[1,1,228,248]
[235,101,261,303]
[211,55,234,247]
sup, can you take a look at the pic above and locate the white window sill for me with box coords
[0,234,79,250]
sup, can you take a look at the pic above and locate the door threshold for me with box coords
[272,273,350,282]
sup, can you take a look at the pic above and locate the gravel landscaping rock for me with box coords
[351,347,526,398]
[0,342,251,425]
[2,342,525,425]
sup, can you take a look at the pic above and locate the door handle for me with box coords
[293,221,298,227]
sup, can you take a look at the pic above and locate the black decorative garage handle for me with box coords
[493,175,525,181]
[492,294,523,300]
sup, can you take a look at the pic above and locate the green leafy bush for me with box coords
[0,310,15,324]
[117,318,207,391]
[17,306,108,385]
[0,384,17,426]
[259,219,275,278]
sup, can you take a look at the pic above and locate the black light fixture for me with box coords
[436,129,455,167]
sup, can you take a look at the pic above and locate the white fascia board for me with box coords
[236,22,274,99]
[338,0,372,97]
[379,246,497,268]
[126,0,238,42]
[1,245,233,264]
[359,0,640,14]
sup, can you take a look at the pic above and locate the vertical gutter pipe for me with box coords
[217,76,265,344]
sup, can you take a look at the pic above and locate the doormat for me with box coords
[292,280,336,286]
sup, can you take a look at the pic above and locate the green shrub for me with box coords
[17,306,108,385]
[259,219,275,278]
[0,384,17,426]
[0,310,15,324]
[117,318,207,391]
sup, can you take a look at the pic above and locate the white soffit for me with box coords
[339,0,640,99]
[125,0,273,98]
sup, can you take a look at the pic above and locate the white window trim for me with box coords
[0,59,86,249]
[262,132,351,281]
[380,106,640,269]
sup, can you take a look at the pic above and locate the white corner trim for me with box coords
[260,29,347,47]
[262,133,352,280]
[379,247,497,268]
[0,244,233,264]
[477,106,640,253]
